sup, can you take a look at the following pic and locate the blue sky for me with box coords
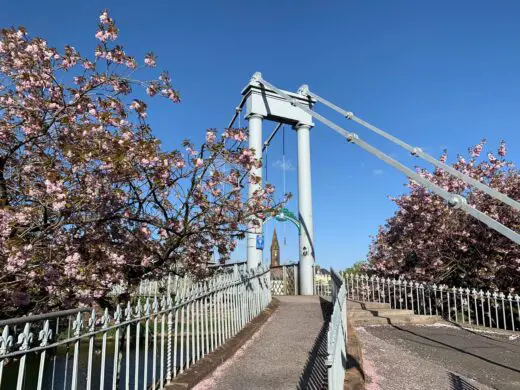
[3,1,520,270]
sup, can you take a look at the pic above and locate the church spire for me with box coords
[270,228,280,267]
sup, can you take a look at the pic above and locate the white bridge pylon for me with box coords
[251,73,520,248]
[241,69,520,295]
[242,72,316,295]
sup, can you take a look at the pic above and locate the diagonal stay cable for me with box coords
[263,123,283,152]
[305,89,520,212]
[257,76,520,245]
[227,94,248,130]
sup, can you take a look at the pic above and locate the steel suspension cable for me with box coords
[282,125,287,199]
[257,77,520,245]
[263,123,283,152]
[262,123,289,245]
[264,143,268,264]
[305,90,520,212]
[227,95,248,129]
[282,125,287,246]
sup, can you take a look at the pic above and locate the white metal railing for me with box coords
[314,274,332,296]
[137,262,249,297]
[346,273,520,332]
[0,265,271,390]
[326,269,347,390]
[270,264,298,295]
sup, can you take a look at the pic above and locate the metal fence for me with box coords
[137,262,249,297]
[346,273,520,332]
[270,264,298,296]
[314,280,332,296]
[268,263,335,296]
[326,269,347,390]
[0,265,271,390]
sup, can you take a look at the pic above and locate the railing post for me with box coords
[283,266,287,295]
[294,265,299,295]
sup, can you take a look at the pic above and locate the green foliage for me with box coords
[341,260,367,276]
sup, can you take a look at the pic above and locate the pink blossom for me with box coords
[206,130,216,144]
[146,85,157,96]
[498,141,506,157]
[141,256,152,267]
[369,140,520,293]
[95,30,106,42]
[144,53,156,67]
[471,142,484,157]
[140,226,151,237]
[0,12,282,316]
[99,11,110,25]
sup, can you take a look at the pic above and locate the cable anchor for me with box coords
[346,133,359,143]
[411,147,423,156]
[448,195,467,209]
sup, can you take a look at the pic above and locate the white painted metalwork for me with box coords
[0,265,271,389]
[247,112,264,270]
[306,90,520,212]
[242,73,317,290]
[327,269,347,390]
[296,121,315,295]
[313,265,332,296]
[270,264,299,295]
[314,278,332,296]
[345,273,520,332]
[242,72,314,128]
[257,76,520,246]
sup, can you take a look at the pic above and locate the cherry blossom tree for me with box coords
[0,11,283,317]
[368,140,520,292]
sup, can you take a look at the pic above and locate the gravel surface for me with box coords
[194,296,329,390]
[358,323,520,390]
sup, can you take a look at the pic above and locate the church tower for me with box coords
[270,228,280,267]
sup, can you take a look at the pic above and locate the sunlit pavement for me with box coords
[358,323,520,390]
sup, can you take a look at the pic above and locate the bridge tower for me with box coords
[242,72,316,294]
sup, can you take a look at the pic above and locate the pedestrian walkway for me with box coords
[357,323,520,390]
[194,296,330,390]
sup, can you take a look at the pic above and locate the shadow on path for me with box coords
[297,297,331,390]
[390,324,520,375]
[445,319,520,347]
[449,372,480,390]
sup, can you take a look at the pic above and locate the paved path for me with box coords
[357,323,520,390]
[194,296,330,390]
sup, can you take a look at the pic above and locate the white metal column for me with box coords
[296,123,314,295]
[247,113,264,269]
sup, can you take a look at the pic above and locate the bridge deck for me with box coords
[358,323,520,390]
[194,296,330,390]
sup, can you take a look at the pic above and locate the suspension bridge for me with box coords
[1,73,520,390]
